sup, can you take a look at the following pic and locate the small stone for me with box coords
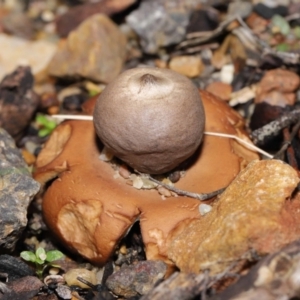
[64,268,97,289]
[0,255,34,280]
[199,204,212,216]
[21,149,36,166]
[55,285,72,299]
[256,69,300,95]
[6,276,43,299]
[254,3,288,19]
[119,164,131,179]
[255,91,296,106]
[0,129,40,250]
[157,186,172,198]
[220,64,235,84]
[126,1,190,54]
[169,56,204,78]
[228,1,253,19]
[205,81,232,101]
[168,171,181,183]
[0,34,57,82]
[99,146,114,162]
[133,176,144,190]
[141,178,157,189]
[49,14,127,83]
[2,12,34,39]
[0,66,39,140]
[106,260,167,297]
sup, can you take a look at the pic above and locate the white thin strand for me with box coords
[50,115,274,158]
[204,131,273,158]
[51,114,94,120]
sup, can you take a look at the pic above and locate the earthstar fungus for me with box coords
[34,68,259,269]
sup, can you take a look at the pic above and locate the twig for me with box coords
[204,132,273,158]
[273,120,300,159]
[251,107,300,146]
[146,174,226,201]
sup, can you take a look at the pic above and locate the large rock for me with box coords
[0,129,40,250]
[167,160,300,275]
[48,14,127,83]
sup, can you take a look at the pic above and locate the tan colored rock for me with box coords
[255,91,296,106]
[167,160,300,275]
[0,34,56,82]
[169,56,204,78]
[256,69,300,95]
[48,14,127,83]
[205,81,232,101]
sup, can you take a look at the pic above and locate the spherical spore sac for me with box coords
[93,67,205,174]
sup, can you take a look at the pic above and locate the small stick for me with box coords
[146,175,226,201]
[204,132,273,158]
[273,120,300,159]
[251,107,300,145]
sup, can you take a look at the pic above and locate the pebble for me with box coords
[227,1,253,19]
[49,14,127,83]
[257,69,300,95]
[199,203,212,216]
[119,164,131,179]
[64,268,97,289]
[0,66,39,140]
[157,186,172,198]
[106,260,167,297]
[220,64,235,84]
[255,91,296,107]
[0,34,57,82]
[169,55,204,78]
[205,81,232,101]
[1,11,34,39]
[254,3,288,18]
[99,146,114,162]
[126,1,190,54]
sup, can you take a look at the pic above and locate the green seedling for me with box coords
[21,247,64,278]
[35,113,57,137]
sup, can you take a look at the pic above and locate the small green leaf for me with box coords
[276,43,289,52]
[271,15,290,36]
[20,251,36,263]
[46,250,64,262]
[36,247,47,262]
[88,89,99,97]
[35,257,45,265]
[38,128,51,138]
[36,113,57,135]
